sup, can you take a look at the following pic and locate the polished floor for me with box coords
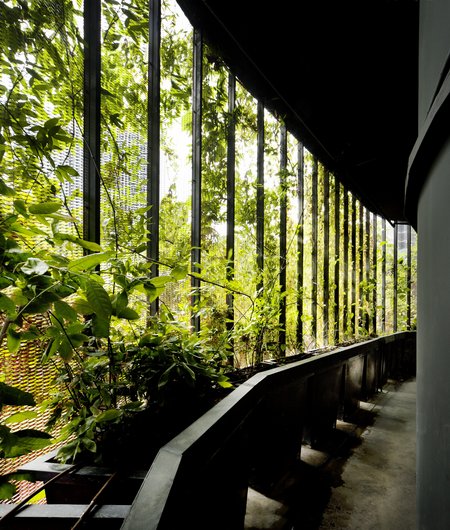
[245,378,417,529]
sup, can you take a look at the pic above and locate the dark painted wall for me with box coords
[417,1,450,527]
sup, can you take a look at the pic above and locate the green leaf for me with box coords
[0,293,16,318]
[7,328,21,353]
[4,472,35,483]
[0,276,14,289]
[170,264,188,280]
[20,327,41,341]
[24,292,59,315]
[4,429,52,457]
[41,338,59,364]
[58,337,73,361]
[135,242,147,253]
[15,429,52,440]
[28,201,62,215]
[158,363,177,389]
[92,315,109,339]
[149,275,173,288]
[95,409,122,423]
[0,383,35,408]
[68,333,89,347]
[81,437,96,453]
[21,257,49,275]
[117,307,140,320]
[74,239,103,252]
[44,117,60,129]
[0,482,16,500]
[217,376,234,389]
[46,213,77,222]
[112,290,128,315]
[9,222,47,237]
[71,297,93,315]
[55,164,79,184]
[13,199,28,216]
[67,251,112,272]
[144,283,158,302]
[0,178,15,197]
[58,165,79,176]
[54,300,78,322]
[4,411,38,424]
[55,233,103,252]
[0,426,48,458]
[85,281,112,320]
[9,288,28,307]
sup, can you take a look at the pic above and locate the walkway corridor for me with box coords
[245,378,417,529]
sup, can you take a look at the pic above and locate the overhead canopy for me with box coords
[177,0,419,222]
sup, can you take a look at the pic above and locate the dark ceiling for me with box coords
[178,0,419,223]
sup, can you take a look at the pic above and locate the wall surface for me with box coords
[417,1,450,527]
[417,136,450,529]
[418,0,450,125]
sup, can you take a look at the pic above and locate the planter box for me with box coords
[18,450,146,505]
[0,504,130,530]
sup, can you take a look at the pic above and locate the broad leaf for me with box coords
[4,411,38,424]
[13,199,28,216]
[21,257,49,276]
[58,337,74,361]
[28,201,62,215]
[85,281,112,320]
[95,409,122,423]
[7,328,21,354]
[171,264,188,280]
[117,307,140,320]
[0,178,15,197]
[112,290,128,315]
[54,300,78,322]
[55,233,103,252]
[0,383,35,408]
[0,482,16,500]
[149,275,173,288]
[71,297,93,315]
[67,252,112,272]
[92,315,110,339]
[0,293,16,318]
[0,425,51,458]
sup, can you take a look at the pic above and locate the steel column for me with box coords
[382,217,387,332]
[351,196,356,334]
[365,208,370,333]
[343,189,349,337]
[372,214,378,335]
[358,204,364,332]
[256,102,265,295]
[191,29,203,332]
[311,157,318,345]
[296,143,304,348]
[279,124,287,353]
[407,224,412,330]
[83,0,101,246]
[323,169,330,345]
[226,74,236,339]
[393,222,398,332]
[334,180,340,343]
[148,0,161,314]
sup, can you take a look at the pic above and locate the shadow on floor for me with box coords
[246,403,380,530]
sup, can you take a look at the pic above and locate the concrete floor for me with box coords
[245,378,416,530]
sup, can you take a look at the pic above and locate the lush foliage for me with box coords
[0,383,51,499]
[0,0,417,492]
